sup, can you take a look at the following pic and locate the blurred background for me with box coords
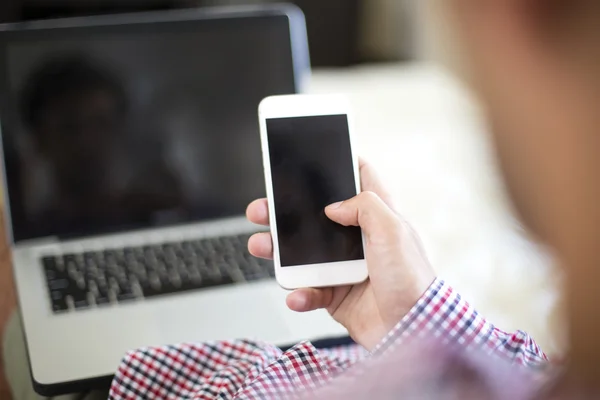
[0,1,561,398]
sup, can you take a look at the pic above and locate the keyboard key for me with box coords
[96,291,110,306]
[117,292,137,302]
[64,254,76,266]
[50,291,67,312]
[71,288,89,309]
[74,298,89,309]
[48,278,69,291]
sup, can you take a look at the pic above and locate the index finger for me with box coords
[358,157,397,211]
[246,198,270,226]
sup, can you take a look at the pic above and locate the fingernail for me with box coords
[326,201,343,210]
[289,295,307,310]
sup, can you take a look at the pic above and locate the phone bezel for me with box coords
[258,94,368,290]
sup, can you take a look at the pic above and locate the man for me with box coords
[7,0,600,397]
[111,0,600,397]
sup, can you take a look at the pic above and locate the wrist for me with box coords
[351,321,389,352]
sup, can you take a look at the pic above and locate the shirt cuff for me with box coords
[371,278,489,356]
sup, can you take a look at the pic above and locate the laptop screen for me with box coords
[0,11,302,242]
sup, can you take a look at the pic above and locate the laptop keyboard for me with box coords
[42,233,275,313]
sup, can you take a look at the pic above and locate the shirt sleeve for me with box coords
[109,278,550,400]
[371,278,549,368]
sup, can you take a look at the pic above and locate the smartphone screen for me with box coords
[266,114,365,267]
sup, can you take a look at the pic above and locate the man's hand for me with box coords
[246,159,436,351]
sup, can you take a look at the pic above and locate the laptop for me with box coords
[0,5,347,396]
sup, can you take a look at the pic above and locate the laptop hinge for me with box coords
[14,236,60,249]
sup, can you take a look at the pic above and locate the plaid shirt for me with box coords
[109,279,550,399]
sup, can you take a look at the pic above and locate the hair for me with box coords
[19,54,127,134]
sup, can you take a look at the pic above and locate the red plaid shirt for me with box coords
[109,279,551,399]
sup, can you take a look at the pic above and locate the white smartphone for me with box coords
[258,94,368,290]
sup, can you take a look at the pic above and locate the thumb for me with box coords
[286,287,334,312]
[325,191,398,237]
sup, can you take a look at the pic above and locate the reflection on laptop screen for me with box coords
[0,15,298,241]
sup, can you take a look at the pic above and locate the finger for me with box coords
[358,158,396,211]
[247,232,273,259]
[325,191,398,237]
[286,287,334,312]
[246,198,269,226]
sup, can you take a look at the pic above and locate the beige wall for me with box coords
[416,1,466,75]
[359,0,465,72]
[359,0,408,60]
